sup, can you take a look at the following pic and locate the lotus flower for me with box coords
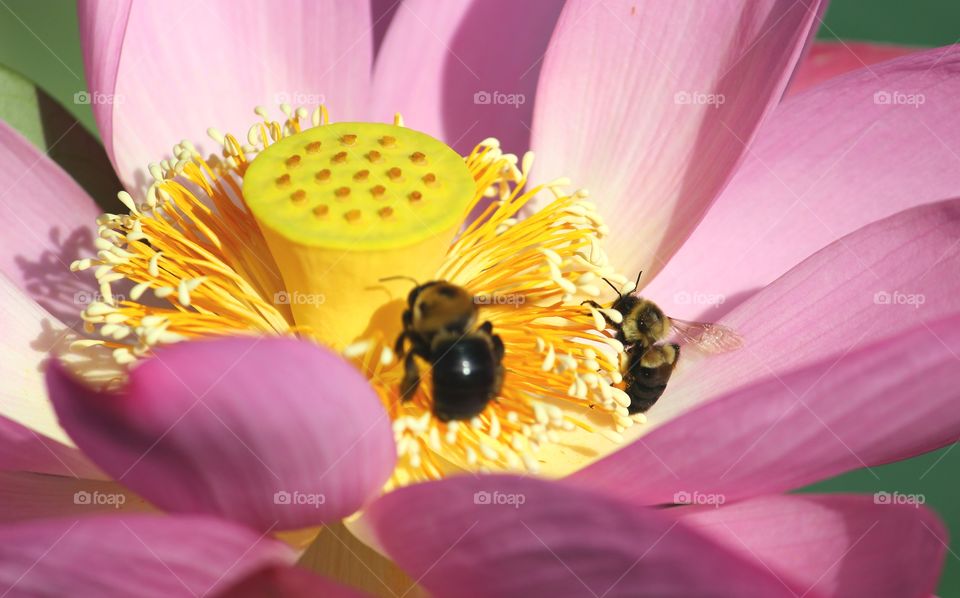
[1,1,958,596]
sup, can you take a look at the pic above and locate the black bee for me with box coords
[584,272,740,414]
[385,277,505,422]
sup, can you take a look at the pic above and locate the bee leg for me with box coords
[394,310,414,356]
[581,300,620,328]
[492,338,506,397]
[393,330,408,357]
[491,333,505,360]
[479,320,504,357]
[580,299,603,310]
[399,352,421,401]
[477,321,506,397]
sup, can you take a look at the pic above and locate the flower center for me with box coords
[242,122,476,345]
[69,105,641,487]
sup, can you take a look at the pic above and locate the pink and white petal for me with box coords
[648,46,960,320]
[0,472,152,522]
[529,0,822,280]
[0,272,102,478]
[789,41,917,96]
[46,337,395,531]
[369,0,563,154]
[575,200,960,501]
[78,0,374,191]
[0,121,99,322]
[0,514,296,597]
[75,0,131,164]
[571,311,960,506]
[367,475,813,598]
[370,0,401,60]
[678,494,947,598]
[666,197,960,412]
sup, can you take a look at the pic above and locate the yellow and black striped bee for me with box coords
[385,277,505,422]
[584,273,741,414]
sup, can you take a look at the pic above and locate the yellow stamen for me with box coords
[69,106,635,487]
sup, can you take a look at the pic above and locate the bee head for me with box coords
[635,300,670,340]
[413,281,477,334]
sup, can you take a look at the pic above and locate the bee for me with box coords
[384,277,505,422]
[584,272,741,414]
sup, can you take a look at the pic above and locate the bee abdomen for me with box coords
[431,337,499,422]
[624,344,679,414]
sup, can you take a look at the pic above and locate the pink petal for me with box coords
[678,494,947,598]
[529,0,822,281]
[75,0,131,166]
[576,200,960,501]
[665,198,960,415]
[369,0,563,154]
[0,121,99,322]
[0,514,296,596]
[0,272,102,478]
[789,41,916,96]
[647,46,960,320]
[572,310,960,506]
[0,472,151,522]
[78,0,373,191]
[224,565,366,597]
[46,337,395,531]
[367,475,810,597]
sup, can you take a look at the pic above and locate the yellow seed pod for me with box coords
[243,122,475,346]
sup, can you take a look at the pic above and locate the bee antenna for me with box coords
[379,275,420,286]
[634,270,643,288]
[602,278,622,298]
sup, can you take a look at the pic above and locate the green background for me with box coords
[1,0,958,593]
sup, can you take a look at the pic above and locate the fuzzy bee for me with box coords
[584,272,741,414]
[386,277,505,422]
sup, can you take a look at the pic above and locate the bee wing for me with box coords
[668,318,743,354]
